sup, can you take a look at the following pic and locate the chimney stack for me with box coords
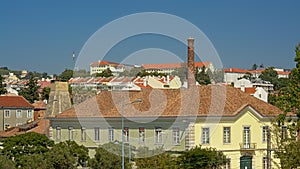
[187,37,195,88]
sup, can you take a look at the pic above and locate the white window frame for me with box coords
[225,158,231,169]
[243,126,251,148]
[281,126,288,140]
[16,110,22,118]
[108,127,114,142]
[124,127,129,142]
[4,110,10,118]
[68,127,73,141]
[262,126,269,143]
[27,109,33,118]
[172,128,180,145]
[56,127,61,141]
[223,127,231,144]
[155,127,163,144]
[94,127,100,142]
[139,127,145,144]
[81,127,86,141]
[202,127,210,144]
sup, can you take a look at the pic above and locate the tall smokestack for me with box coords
[187,37,195,88]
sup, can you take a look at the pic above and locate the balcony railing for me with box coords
[239,143,257,150]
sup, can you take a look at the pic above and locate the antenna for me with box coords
[72,51,76,70]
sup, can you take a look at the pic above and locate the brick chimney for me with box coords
[187,37,195,88]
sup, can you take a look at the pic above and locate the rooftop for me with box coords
[0,96,34,108]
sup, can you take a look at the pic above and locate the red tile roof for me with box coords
[32,100,47,110]
[54,86,283,119]
[90,61,122,67]
[244,87,257,94]
[0,96,34,108]
[142,62,211,70]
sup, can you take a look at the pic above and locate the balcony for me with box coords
[239,143,257,150]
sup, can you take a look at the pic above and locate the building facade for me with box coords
[0,96,34,131]
[49,86,283,168]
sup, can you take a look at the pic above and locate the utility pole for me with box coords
[267,126,271,169]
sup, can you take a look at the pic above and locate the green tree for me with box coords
[0,155,15,169]
[18,154,47,169]
[172,63,187,82]
[259,67,280,90]
[59,69,73,81]
[1,132,54,167]
[41,87,51,101]
[19,77,39,103]
[135,147,177,169]
[177,146,228,169]
[89,142,132,169]
[95,68,113,77]
[252,63,258,70]
[195,66,211,85]
[0,75,6,95]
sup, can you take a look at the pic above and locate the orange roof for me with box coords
[90,61,121,67]
[277,71,290,75]
[244,87,257,94]
[32,100,47,110]
[142,62,211,70]
[224,68,251,73]
[54,86,283,119]
[0,96,34,108]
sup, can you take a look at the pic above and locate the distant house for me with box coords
[0,96,34,131]
[90,61,126,76]
[142,62,214,74]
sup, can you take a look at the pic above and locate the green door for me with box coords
[240,156,252,169]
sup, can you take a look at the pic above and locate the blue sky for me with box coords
[0,1,299,74]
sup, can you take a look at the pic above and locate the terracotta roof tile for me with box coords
[55,86,283,119]
[0,96,34,108]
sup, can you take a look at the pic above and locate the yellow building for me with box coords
[49,85,283,168]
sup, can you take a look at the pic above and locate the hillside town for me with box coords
[0,37,299,169]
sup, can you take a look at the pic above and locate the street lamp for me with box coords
[122,97,142,169]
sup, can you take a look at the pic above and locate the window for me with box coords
[108,127,114,142]
[262,126,269,142]
[56,127,61,141]
[81,127,86,141]
[202,127,210,144]
[224,158,231,169]
[94,127,100,141]
[262,157,268,169]
[223,127,231,144]
[139,127,145,144]
[281,126,288,140]
[4,110,10,118]
[155,127,162,144]
[4,124,10,129]
[27,110,33,118]
[68,127,73,141]
[172,128,180,145]
[123,127,129,142]
[243,127,251,148]
[16,110,22,118]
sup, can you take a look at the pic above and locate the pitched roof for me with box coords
[0,96,34,108]
[90,61,122,67]
[32,100,47,110]
[142,62,211,70]
[54,85,283,119]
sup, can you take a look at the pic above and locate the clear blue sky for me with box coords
[0,1,299,74]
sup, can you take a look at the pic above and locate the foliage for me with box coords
[88,142,133,169]
[24,71,47,80]
[63,140,89,167]
[195,66,211,85]
[252,63,258,70]
[41,87,51,100]
[119,67,143,77]
[95,68,113,77]
[19,77,39,103]
[177,146,228,169]
[0,75,6,95]
[172,63,187,82]
[0,155,15,169]
[1,132,54,167]
[238,72,253,81]
[45,142,77,169]
[271,116,300,169]
[73,69,90,77]
[18,154,48,169]
[135,147,177,169]
[59,69,73,81]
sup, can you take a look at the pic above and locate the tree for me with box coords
[172,63,187,82]
[252,63,258,70]
[135,147,177,169]
[41,87,51,100]
[0,155,15,169]
[88,142,133,169]
[177,146,228,169]
[19,77,39,103]
[59,69,73,81]
[63,141,89,167]
[95,68,113,77]
[1,132,54,167]
[195,66,211,85]
[0,75,6,95]
[259,67,280,90]
[18,154,48,169]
